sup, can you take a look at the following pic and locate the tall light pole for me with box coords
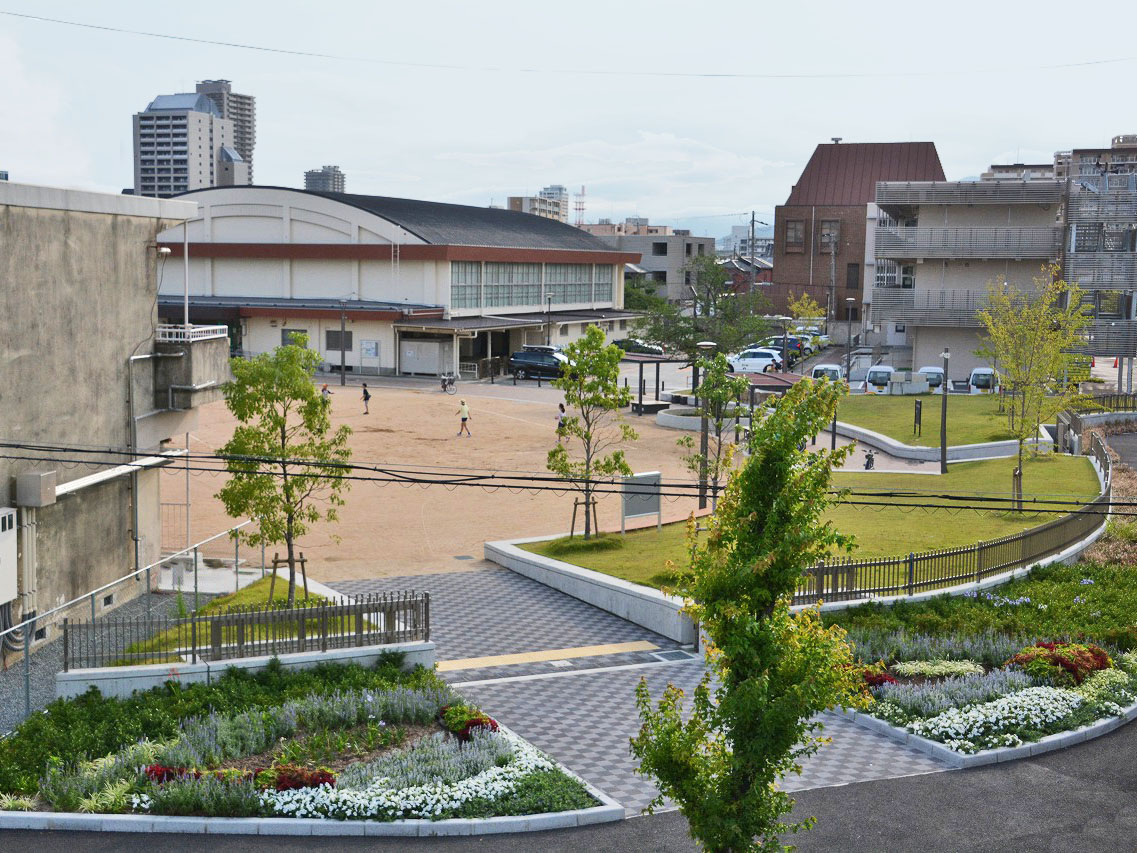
[339,300,347,386]
[696,340,717,510]
[546,295,553,346]
[940,347,951,475]
[844,298,856,380]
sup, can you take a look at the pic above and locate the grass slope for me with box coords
[837,394,1014,448]
[520,455,1100,588]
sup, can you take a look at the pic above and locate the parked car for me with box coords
[865,365,896,393]
[748,347,786,370]
[758,337,801,364]
[726,349,779,374]
[810,363,845,382]
[612,338,664,356]
[968,367,999,394]
[509,349,568,379]
[916,366,945,392]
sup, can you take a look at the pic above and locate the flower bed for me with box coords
[0,656,596,822]
[859,645,1137,754]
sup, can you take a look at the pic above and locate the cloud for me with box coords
[437,132,792,220]
[0,34,93,188]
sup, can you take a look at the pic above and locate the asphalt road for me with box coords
[7,713,1135,852]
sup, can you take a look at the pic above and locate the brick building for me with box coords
[771,141,945,324]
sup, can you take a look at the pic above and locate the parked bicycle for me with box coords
[440,372,457,394]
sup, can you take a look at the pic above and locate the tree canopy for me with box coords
[676,353,752,509]
[635,255,770,361]
[215,335,352,604]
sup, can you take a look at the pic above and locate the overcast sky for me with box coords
[2,1,1133,238]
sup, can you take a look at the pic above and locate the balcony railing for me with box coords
[1074,320,1137,358]
[875,180,1063,207]
[870,288,996,327]
[875,226,1063,260]
[1065,254,1137,289]
[155,323,229,343]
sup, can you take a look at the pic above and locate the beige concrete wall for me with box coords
[911,326,989,379]
[912,259,1046,294]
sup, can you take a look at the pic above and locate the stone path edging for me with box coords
[0,723,624,836]
[838,695,1137,769]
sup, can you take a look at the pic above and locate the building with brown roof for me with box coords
[771,141,945,324]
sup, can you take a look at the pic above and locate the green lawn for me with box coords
[519,455,1100,588]
[838,394,1014,447]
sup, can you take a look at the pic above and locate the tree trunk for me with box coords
[285,514,297,605]
[583,482,593,539]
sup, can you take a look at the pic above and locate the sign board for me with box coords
[361,340,379,359]
[914,399,922,437]
[622,471,662,533]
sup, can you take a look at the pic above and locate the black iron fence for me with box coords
[794,434,1112,605]
[62,592,430,671]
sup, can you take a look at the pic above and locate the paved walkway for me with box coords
[331,568,949,815]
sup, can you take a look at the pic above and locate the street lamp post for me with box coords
[696,340,717,510]
[837,298,855,450]
[546,295,553,346]
[940,347,951,475]
[339,300,347,386]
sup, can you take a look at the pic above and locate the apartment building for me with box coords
[304,165,347,193]
[195,80,256,181]
[870,134,1137,378]
[132,93,248,198]
[507,184,570,222]
[772,142,946,322]
[579,217,672,238]
[587,227,715,302]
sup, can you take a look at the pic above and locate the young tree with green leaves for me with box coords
[786,290,824,324]
[631,378,863,851]
[624,275,668,312]
[676,353,752,509]
[215,335,352,604]
[635,255,770,363]
[547,325,638,539]
[977,265,1090,505]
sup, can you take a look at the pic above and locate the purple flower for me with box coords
[1080,578,1095,585]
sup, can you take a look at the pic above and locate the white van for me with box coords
[865,365,896,394]
[969,367,999,394]
[916,366,945,393]
[811,364,845,382]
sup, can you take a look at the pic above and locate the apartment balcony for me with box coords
[875,226,1063,260]
[1065,254,1137,290]
[870,287,991,327]
[876,180,1063,209]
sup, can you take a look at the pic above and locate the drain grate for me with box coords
[453,555,475,560]
[652,650,699,662]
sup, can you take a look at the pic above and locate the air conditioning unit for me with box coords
[0,508,17,606]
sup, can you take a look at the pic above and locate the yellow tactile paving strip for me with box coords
[435,641,659,672]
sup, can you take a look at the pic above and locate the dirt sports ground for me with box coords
[162,376,702,581]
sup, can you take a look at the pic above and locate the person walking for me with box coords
[555,402,567,443]
[456,399,472,437]
[361,383,371,415]
[321,383,333,404]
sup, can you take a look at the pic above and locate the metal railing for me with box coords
[870,287,998,326]
[793,434,1111,605]
[62,592,430,670]
[875,226,1063,260]
[1064,254,1137,289]
[155,324,229,343]
[0,521,253,724]
[875,180,1064,207]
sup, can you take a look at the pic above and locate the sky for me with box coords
[1,1,1134,240]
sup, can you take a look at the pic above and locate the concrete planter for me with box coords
[485,536,697,645]
[55,640,436,700]
[833,421,1052,462]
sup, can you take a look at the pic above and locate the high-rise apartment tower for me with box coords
[304,165,347,193]
[195,80,256,181]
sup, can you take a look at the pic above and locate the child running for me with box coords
[456,399,472,437]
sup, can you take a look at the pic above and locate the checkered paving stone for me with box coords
[330,568,683,664]
[458,661,951,816]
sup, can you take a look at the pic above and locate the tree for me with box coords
[624,275,668,312]
[635,255,770,362]
[676,353,752,509]
[546,325,639,539]
[977,265,1090,506]
[631,379,863,851]
[786,290,824,324]
[215,335,352,604]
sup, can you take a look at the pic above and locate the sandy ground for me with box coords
[163,380,705,582]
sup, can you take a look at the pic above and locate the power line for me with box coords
[3,10,1135,81]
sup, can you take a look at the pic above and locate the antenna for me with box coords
[831,137,842,144]
[574,185,586,227]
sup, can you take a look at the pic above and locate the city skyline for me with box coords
[1,1,1134,237]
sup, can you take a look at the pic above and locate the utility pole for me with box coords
[749,210,756,294]
[339,301,347,385]
[828,232,837,339]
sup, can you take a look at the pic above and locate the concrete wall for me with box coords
[0,183,195,619]
[910,326,989,378]
[603,234,715,302]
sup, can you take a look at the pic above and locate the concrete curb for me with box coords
[0,725,625,836]
[839,695,1137,769]
[484,536,697,645]
[832,420,1052,462]
[55,641,437,700]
